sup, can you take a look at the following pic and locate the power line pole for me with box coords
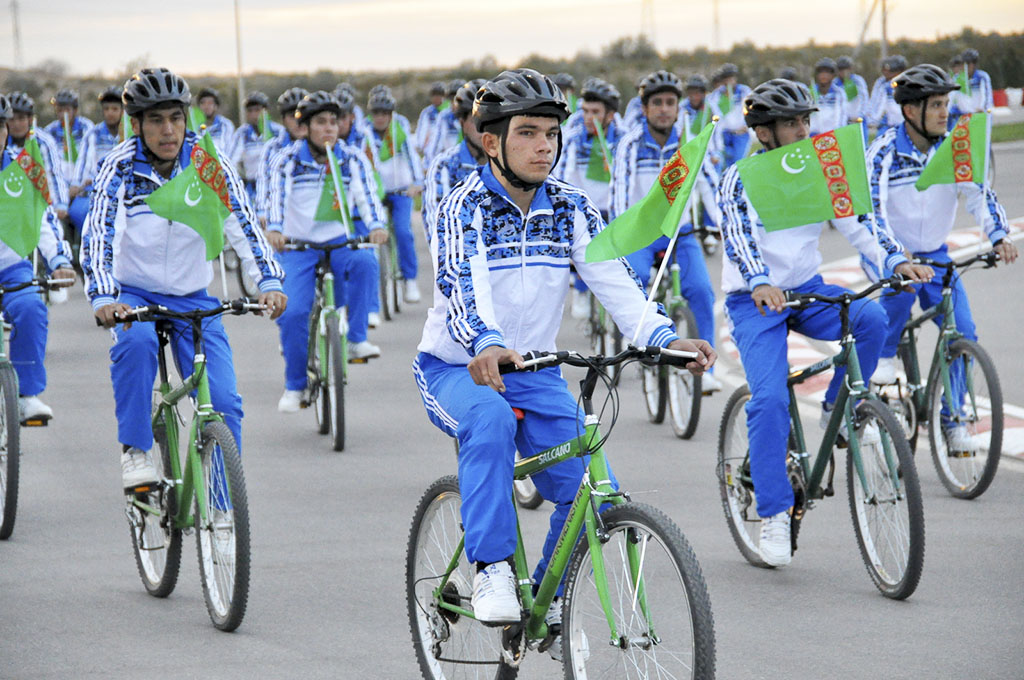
[880,0,889,60]
[234,0,245,123]
[640,0,656,47]
[11,0,24,68]
[712,0,721,52]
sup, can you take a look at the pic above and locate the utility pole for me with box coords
[880,0,889,60]
[234,0,245,123]
[640,0,656,47]
[11,0,24,68]
[712,0,721,52]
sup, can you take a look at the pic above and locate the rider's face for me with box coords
[337,112,353,140]
[905,94,950,137]
[686,89,705,109]
[102,102,123,127]
[307,111,339,150]
[245,105,263,126]
[483,115,560,185]
[8,112,31,139]
[138,106,186,161]
[755,114,810,150]
[198,96,218,118]
[581,101,612,137]
[815,70,834,89]
[371,110,392,134]
[643,92,679,133]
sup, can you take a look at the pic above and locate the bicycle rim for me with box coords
[667,367,701,440]
[328,320,346,452]
[640,365,666,424]
[0,364,19,539]
[130,416,182,596]
[311,306,330,435]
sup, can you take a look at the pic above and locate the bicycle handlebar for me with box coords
[913,250,999,271]
[783,276,906,309]
[499,345,700,374]
[283,235,372,252]
[0,277,73,295]
[95,297,264,326]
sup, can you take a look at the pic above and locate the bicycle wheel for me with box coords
[926,339,1003,499]
[327,317,346,452]
[309,304,331,436]
[715,385,771,568]
[847,399,925,600]
[0,364,20,540]
[407,475,512,679]
[667,302,702,439]
[128,415,183,596]
[195,421,250,631]
[378,241,394,322]
[390,235,403,315]
[562,502,716,679]
[640,365,667,424]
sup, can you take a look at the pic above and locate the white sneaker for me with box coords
[701,372,723,395]
[944,425,976,453]
[367,311,381,328]
[210,507,235,567]
[277,389,303,413]
[404,280,421,303]
[758,510,792,567]
[19,395,53,422]
[545,598,563,661]
[471,561,521,625]
[570,290,589,320]
[121,447,159,490]
[349,340,381,362]
[871,357,898,385]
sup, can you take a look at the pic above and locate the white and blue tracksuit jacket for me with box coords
[423,109,460,166]
[415,103,442,155]
[71,122,121,190]
[254,129,297,219]
[422,141,479,244]
[710,84,752,133]
[837,74,870,124]
[43,115,94,182]
[9,129,70,212]
[0,146,72,272]
[202,114,237,160]
[230,119,286,183]
[267,138,386,242]
[622,95,644,131]
[810,81,847,135]
[364,114,423,193]
[950,69,994,117]
[868,76,903,131]
[81,131,284,310]
[553,119,622,215]
[417,164,679,366]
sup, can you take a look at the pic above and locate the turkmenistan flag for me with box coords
[314,146,353,231]
[718,84,733,115]
[378,119,406,162]
[0,136,50,257]
[187,106,206,133]
[121,111,134,143]
[144,133,230,260]
[584,118,612,183]
[954,65,971,96]
[736,123,870,231]
[586,122,714,262]
[258,110,274,141]
[62,113,79,164]
[915,113,988,190]
[842,78,859,101]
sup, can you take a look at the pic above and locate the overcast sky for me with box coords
[6,0,1022,75]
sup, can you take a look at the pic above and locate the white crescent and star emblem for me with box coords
[184,180,202,207]
[3,175,24,198]
[781,149,813,175]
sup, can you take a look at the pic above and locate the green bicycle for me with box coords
[717,278,925,599]
[875,251,1004,499]
[407,346,716,679]
[119,298,258,631]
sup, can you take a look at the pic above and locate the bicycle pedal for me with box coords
[348,357,370,364]
[21,415,50,427]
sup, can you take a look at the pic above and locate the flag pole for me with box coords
[631,226,682,347]
[326,145,352,238]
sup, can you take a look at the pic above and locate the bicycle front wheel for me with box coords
[327,317,346,452]
[847,400,925,600]
[562,502,716,679]
[640,365,667,424]
[195,421,251,631]
[129,416,182,597]
[0,363,20,539]
[927,339,1003,499]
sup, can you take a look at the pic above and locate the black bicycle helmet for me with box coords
[892,64,959,104]
[334,89,356,115]
[51,88,79,107]
[778,67,799,81]
[98,86,123,104]
[446,79,463,98]
[836,55,854,70]
[580,77,621,112]
[196,86,220,104]
[7,91,34,114]
[244,91,269,108]
[336,82,357,99]
[961,48,979,64]
[553,73,576,91]
[685,74,709,92]
[815,57,837,73]
[638,69,683,104]
[277,87,309,115]
[453,78,486,119]
[429,81,446,96]
[0,95,11,122]
[719,63,739,78]
[367,89,396,112]
[884,55,908,72]
[949,54,964,68]
[295,91,342,123]
[743,79,818,127]
[122,68,191,116]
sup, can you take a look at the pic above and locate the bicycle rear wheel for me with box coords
[715,385,772,568]
[0,364,20,539]
[926,339,1003,499]
[327,318,346,452]
[847,400,925,600]
[407,475,513,679]
[667,305,702,439]
[128,415,182,596]
[562,502,716,679]
[640,365,667,424]
[195,421,250,631]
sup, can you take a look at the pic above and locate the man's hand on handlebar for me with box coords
[752,284,787,315]
[368,227,389,245]
[893,261,934,291]
[668,338,717,376]
[51,267,76,287]
[266,230,287,253]
[468,345,524,393]
[257,291,287,319]
[995,240,1018,265]
[95,302,135,330]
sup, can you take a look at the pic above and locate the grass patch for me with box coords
[992,121,1024,144]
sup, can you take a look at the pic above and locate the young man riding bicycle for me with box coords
[412,68,714,635]
[81,67,286,490]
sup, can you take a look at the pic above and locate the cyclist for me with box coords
[230,91,284,206]
[266,91,386,413]
[195,86,237,157]
[421,78,486,244]
[836,56,870,136]
[413,68,715,628]
[5,92,69,221]
[365,86,423,304]
[414,81,446,162]
[709,63,752,168]
[422,79,463,167]
[809,58,846,136]
[718,78,932,567]
[621,75,645,130]
[553,73,581,130]
[335,82,365,129]
[254,86,308,228]
[0,94,77,422]
[680,74,722,256]
[81,67,286,490]
[70,87,125,242]
[956,48,994,115]
[43,89,94,190]
[611,69,723,392]
[862,65,1016,449]
[868,55,907,136]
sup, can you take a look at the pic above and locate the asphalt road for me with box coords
[2,144,1022,680]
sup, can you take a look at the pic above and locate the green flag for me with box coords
[809,81,818,104]
[144,133,230,260]
[718,84,733,115]
[585,123,714,263]
[842,78,859,101]
[954,65,971,97]
[187,106,206,133]
[585,118,612,183]
[736,123,870,231]
[314,146,353,232]
[0,136,50,257]
[379,118,406,162]
[120,111,134,143]
[439,100,451,112]
[62,113,79,164]
[258,110,274,141]
[915,113,988,190]
[689,105,710,139]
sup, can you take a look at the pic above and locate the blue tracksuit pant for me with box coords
[386,192,417,281]
[413,352,617,594]
[276,235,375,391]
[1,261,48,396]
[110,287,243,453]
[725,275,887,517]
[68,195,90,239]
[721,129,752,168]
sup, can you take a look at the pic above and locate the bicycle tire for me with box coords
[378,241,393,322]
[310,304,330,436]
[327,318,346,452]
[390,233,402,316]
[667,305,701,439]
[195,421,250,631]
[128,415,183,597]
[640,364,667,424]
[406,475,513,679]
[926,339,1003,499]
[562,502,716,679]
[846,399,925,600]
[715,385,772,568]
[0,364,20,540]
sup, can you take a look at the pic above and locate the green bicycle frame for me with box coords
[314,264,348,378]
[896,284,962,418]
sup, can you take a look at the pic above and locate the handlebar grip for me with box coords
[498,350,551,374]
